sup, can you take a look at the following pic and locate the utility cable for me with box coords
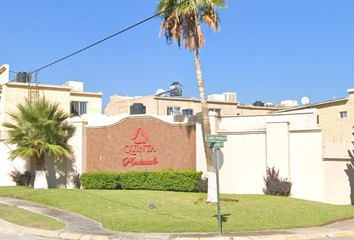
[0,0,62,43]
[29,0,188,74]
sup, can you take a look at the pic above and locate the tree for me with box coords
[2,98,75,189]
[156,0,227,202]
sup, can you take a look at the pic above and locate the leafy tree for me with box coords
[2,98,75,189]
[156,0,227,202]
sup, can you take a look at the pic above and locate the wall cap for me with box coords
[323,156,354,161]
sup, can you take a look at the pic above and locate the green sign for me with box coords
[205,135,227,142]
[209,142,224,149]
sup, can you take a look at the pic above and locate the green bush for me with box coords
[80,171,122,189]
[81,169,202,192]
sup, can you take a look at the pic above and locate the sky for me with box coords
[1,0,354,110]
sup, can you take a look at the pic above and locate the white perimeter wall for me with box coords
[0,142,29,186]
[196,109,337,204]
[323,160,354,204]
[220,133,266,194]
[289,130,324,202]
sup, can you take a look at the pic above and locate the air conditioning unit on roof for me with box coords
[222,92,236,102]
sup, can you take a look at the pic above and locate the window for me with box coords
[209,108,221,115]
[182,109,193,116]
[167,106,181,115]
[339,111,347,119]
[71,101,87,115]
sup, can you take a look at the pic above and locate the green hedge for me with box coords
[80,171,122,189]
[80,169,202,192]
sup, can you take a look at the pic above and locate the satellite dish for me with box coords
[301,96,309,105]
[156,88,165,97]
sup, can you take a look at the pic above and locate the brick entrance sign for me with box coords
[86,116,196,172]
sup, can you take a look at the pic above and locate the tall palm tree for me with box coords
[2,98,75,189]
[156,0,227,202]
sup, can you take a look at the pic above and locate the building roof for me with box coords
[274,97,349,113]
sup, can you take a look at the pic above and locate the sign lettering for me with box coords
[122,127,158,167]
[205,135,227,142]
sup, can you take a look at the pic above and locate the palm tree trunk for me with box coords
[34,154,48,189]
[193,48,217,203]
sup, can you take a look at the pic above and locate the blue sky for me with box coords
[1,0,353,109]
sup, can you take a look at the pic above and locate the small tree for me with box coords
[2,98,75,189]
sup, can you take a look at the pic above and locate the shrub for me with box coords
[9,168,33,187]
[120,169,202,192]
[69,173,81,189]
[81,169,203,192]
[263,166,292,197]
[267,181,292,196]
[80,171,122,189]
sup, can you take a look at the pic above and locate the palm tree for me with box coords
[2,98,75,189]
[156,0,227,202]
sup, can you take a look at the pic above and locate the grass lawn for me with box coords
[0,203,65,230]
[0,186,353,233]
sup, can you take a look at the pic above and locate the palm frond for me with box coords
[2,97,75,164]
[157,0,226,50]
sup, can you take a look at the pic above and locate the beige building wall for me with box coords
[315,98,352,158]
[0,64,102,188]
[2,83,71,124]
[105,94,280,116]
[279,88,354,160]
[70,92,102,115]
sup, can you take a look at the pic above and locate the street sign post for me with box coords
[205,134,228,235]
[212,149,224,236]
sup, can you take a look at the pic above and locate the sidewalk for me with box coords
[0,196,353,240]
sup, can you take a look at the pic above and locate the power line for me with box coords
[29,0,189,75]
[0,0,62,43]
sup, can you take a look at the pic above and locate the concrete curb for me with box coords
[2,217,354,240]
[177,230,354,240]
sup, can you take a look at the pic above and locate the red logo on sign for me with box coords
[131,127,148,144]
[122,127,158,167]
